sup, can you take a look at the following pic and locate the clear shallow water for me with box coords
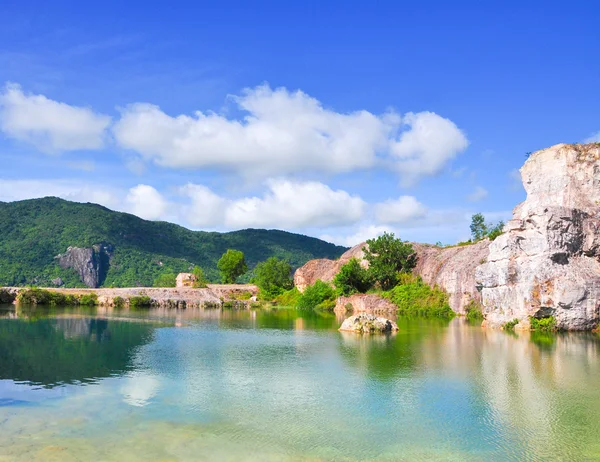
[0,306,599,461]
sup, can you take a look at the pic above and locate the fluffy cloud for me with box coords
[321,225,392,247]
[466,186,488,202]
[112,84,468,183]
[0,83,111,152]
[584,131,600,143]
[182,179,366,229]
[374,196,426,224]
[125,184,168,220]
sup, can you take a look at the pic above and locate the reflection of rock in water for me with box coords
[54,318,110,341]
[0,317,154,387]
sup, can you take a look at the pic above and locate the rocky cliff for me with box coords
[475,143,600,330]
[56,244,112,288]
[295,240,488,314]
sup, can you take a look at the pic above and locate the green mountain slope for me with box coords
[0,197,347,287]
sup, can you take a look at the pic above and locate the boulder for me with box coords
[339,313,398,334]
[475,143,600,330]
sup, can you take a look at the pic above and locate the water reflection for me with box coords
[0,306,599,460]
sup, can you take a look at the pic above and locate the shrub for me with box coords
[465,300,484,322]
[503,319,519,330]
[153,273,177,288]
[17,288,79,306]
[334,258,373,296]
[383,274,455,318]
[297,280,336,310]
[79,293,98,306]
[252,257,293,299]
[113,296,125,309]
[529,315,557,332]
[363,232,416,290]
[274,287,302,307]
[192,266,208,288]
[129,296,152,309]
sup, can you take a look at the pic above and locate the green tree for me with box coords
[334,258,373,296]
[192,266,208,288]
[297,280,336,310]
[252,257,293,299]
[486,221,505,240]
[363,232,416,291]
[217,249,248,284]
[470,213,487,241]
[153,272,177,287]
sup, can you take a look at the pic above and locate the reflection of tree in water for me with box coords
[0,316,156,387]
[337,317,451,381]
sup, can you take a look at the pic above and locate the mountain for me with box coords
[0,197,347,287]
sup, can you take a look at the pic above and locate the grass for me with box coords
[17,288,81,306]
[529,315,557,332]
[129,295,152,309]
[79,293,98,306]
[113,296,125,309]
[382,274,455,318]
[503,319,519,331]
[464,299,484,322]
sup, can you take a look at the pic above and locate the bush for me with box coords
[129,296,152,309]
[79,293,98,306]
[153,273,177,288]
[113,296,125,309]
[192,266,208,288]
[465,300,484,322]
[334,258,373,296]
[529,315,557,332]
[17,288,79,306]
[297,280,336,310]
[274,287,302,307]
[363,232,416,290]
[383,274,454,318]
[252,257,293,299]
[503,319,520,330]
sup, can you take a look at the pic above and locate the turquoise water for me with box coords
[0,306,600,461]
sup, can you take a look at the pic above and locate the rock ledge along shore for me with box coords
[1,285,259,308]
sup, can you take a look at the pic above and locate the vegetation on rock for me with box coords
[333,258,373,296]
[363,232,416,290]
[153,273,177,288]
[192,266,208,288]
[529,315,557,332]
[129,296,152,309]
[383,274,454,318]
[503,319,520,331]
[297,280,336,310]
[465,300,484,322]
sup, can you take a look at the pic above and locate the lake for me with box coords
[0,305,599,461]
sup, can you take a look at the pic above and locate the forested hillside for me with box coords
[0,197,347,287]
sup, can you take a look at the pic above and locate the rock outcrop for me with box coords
[295,241,488,314]
[339,313,399,334]
[476,143,600,330]
[334,293,397,315]
[56,244,113,288]
[293,243,367,292]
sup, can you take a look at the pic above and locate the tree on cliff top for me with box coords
[334,257,373,296]
[217,249,248,284]
[363,232,416,291]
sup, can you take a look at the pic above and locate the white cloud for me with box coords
[0,83,111,152]
[390,111,469,185]
[125,184,168,220]
[467,186,488,202]
[182,179,366,229]
[112,84,468,183]
[374,196,426,224]
[321,225,392,247]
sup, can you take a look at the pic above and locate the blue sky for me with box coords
[0,0,598,246]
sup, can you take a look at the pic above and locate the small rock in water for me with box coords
[339,313,398,334]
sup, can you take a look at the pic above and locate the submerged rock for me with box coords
[476,143,600,330]
[339,313,398,334]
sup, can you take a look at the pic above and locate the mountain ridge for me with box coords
[0,197,347,287]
